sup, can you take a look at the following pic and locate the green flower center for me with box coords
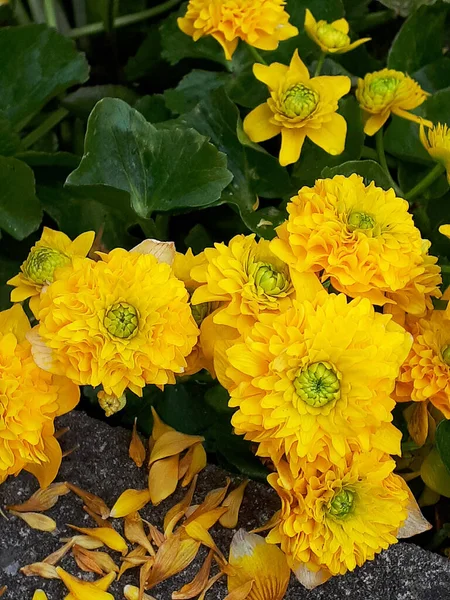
[369,75,400,98]
[98,391,127,417]
[282,84,319,119]
[252,262,289,296]
[23,247,70,285]
[441,345,450,366]
[347,211,375,231]
[191,302,212,326]
[316,23,350,49]
[294,362,340,408]
[104,302,139,339]
[329,489,354,518]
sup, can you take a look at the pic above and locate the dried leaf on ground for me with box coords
[124,511,155,556]
[10,510,56,532]
[110,488,151,518]
[220,481,248,529]
[66,483,110,519]
[21,563,60,579]
[172,549,214,599]
[129,418,146,468]
[7,482,69,512]
[149,455,180,505]
[68,525,128,555]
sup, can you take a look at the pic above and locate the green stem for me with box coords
[28,0,45,22]
[44,0,57,27]
[405,163,446,201]
[354,9,396,32]
[20,107,69,150]
[361,145,397,168]
[376,129,403,195]
[314,52,326,77]
[247,44,267,65]
[14,0,31,24]
[69,0,182,38]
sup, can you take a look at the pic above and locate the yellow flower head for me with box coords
[267,451,409,579]
[396,310,450,418]
[177,0,298,61]
[420,122,450,183]
[0,305,79,487]
[31,249,198,398]
[271,174,440,312]
[304,9,370,54]
[243,50,351,166]
[356,68,432,136]
[8,227,95,317]
[225,292,411,471]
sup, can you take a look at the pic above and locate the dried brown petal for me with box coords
[73,545,119,575]
[43,540,74,565]
[124,512,155,556]
[172,549,214,599]
[145,533,200,590]
[163,476,198,533]
[21,563,60,579]
[140,559,154,600]
[60,535,104,550]
[129,418,146,468]
[7,482,69,512]
[145,523,165,548]
[197,572,224,600]
[0,587,6,598]
[118,547,147,580]
[66,483,110,519]
[84,506,114,529]
[10,511,56,532]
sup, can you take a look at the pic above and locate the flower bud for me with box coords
[97,390,127,417]
[329,488,354,518]
[23,247,70,285]
[282,84,319,119]
[294,361,341,408]
[316,23,350,49]
[104,302,139,339]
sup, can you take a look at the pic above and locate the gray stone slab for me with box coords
[1,410,450,600]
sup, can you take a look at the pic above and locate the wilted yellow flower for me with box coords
[29,249,198,398]
[225,292,411,471]
[420,122,450,183]
[8,227,94,317]
[396,310,450,418]
[304,9,370,54]
[0,305,79,487]
[243,50,350,166]
[177,0,298,61]
[271,174,440,312]
[356,68,432,136]
[267,451,429,585]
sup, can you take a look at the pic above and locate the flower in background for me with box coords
[356,68,432,136]
[396,310,450,419]
[177,0,298,61]
[29,248,198,398]
[224,293,411,472]
[8,227,95,317]
[271,174,439,313]
[267,451,429,587]
[0,305,79,487]
[243,50,350,166]
[304,9,370,54]
[420,122,450,183]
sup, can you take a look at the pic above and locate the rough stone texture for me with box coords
[0,411,449,599]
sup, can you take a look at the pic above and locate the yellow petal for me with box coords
[124,511,155,556]
[179,443,207,487]
[129,418,146,468]
[220,481,248,529]
[66,483,110,519]
[224,581,254,600]
[21,563,60,579]
[439,224,450,239]
[331,17,349,34]
[150,407,175,441]
[243,103,280,144]
[0,304,30,341]
[110,489,151,518]
[68,525,128,555]
[172,549,214,599]
[26,326,55,372]
[118,546,147,579]
[197,573,224,600]
[149,454,180,505]
[252,62,289,89]
[63,535,104,550]
[73,545,118,576]
[363,110,391,136]
[7,482,69,512]
[249,510,281,534]
[130,239,176,265]
[24,435,62,489]
[184,521,226,563]
[306,112,347,155]
[56,567,115,600]
[43,540,75,566]
[145,533,201,590]
[288,49,310,82]
[149,431,205,464]
[279,128,305,167]
[293,563,331,590]
[32,591,49,600]
[397,486,432,538]
[164,475,198,533]
[184,479,230,525]
[10,511,56,532]
[304,8,317,35]
[403,402,429,447]
[123,585,156,600]
[392,107,433,128]
[228,530,290,600]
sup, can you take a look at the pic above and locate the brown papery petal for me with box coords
[21,563,60,579]
[66,483,110,519]
[0,587,6,598]
[129,418,146,468]
[145,533,200,590]
[220,481,248,529]
[145,522,165,548]
[44,540,74,565]
[172,549,214,599]
[149,455,180,505]
[149,431,205,464]
[118,547,147,580]
[84,506,114,528]
[124,512,156,556]
[163,476,198,533]
[73,545,119,575]
[61,535,104,550]
[197,572,224,600]
[110,489,151,518]
[10,511,56,532]
[7,482,69,512]
[403,402,429,447]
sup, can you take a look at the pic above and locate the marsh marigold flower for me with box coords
[356,68,432,136]
[267,451,429,585]
[0,305,79,487]
[224,292,411,472]
[420,121,450,183]
[396,310,450,418]
[243,50,351,166]
[8,227,95,317]
[177,0,298,61]
[29,249,198,398]
[271,174,441,312]
[304,9,370,54]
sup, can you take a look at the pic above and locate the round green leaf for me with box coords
[63,85,140,119]
[66,98,233,219]
[321,159,394,190]
[436,419,450,474]
[421,447,450,498]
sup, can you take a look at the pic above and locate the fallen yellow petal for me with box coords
[21,563,60,579]
[151,407,175,441]
[123,584,156,600]
[118,546,147,580]
[186,507,228,531]
[179,443,207,487]
[7,482,69,512]
[68,525,128,555]
[129,418,146,468]
[149,431,205,464]
[73,545,119,575]
[197,572,224,600]
[184,479,230,526]
[57,567,115,600]
[220,481,248,529]
[66,483,110,519]
[32,591,48,600]
[164,475,198,533]
[110,489,151,518]
[62,535,104,550]
[172,549,214,599]
[145,533,200,590]
[10,511,56,532]
[183,521,226,563]
[84,506,114,529]
[124,511,155,556]
[0,586,6,598]
[228,530,290,600]
[149,455,180,505]
[43,540,75,565]
[224,580,254,600]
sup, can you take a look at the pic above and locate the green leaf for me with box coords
[63,85,140,119]
[184,224,214,254]
[421,447,450,498]
[388,4,449,73]
[16,151,80,171]
[66,98,232,219]
[0,256,21,310]
[322,159,394,190]
[124,24,164,82]
[398,162,449,200]
[134,95,172,124]
[0,113,20,157]
[165,70,229,114]
[0,156,42,240]
[240,205,287,241]
[436,420,450,474]
[413,57,450,93]
[0,25,89,129]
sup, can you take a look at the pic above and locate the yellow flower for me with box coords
[177,0,298,61]
[271,174,440,312]
[440,224,450,239]
[243,50,351,166]
[356,68,432,136]
[8,227,95,317]
[420,122,450,183]
[396,310,450,418]
[267,451,418,583]
[30,249,198,398]
[225,292,411,472]
[0,305,79,487]
[304,9,370,54]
